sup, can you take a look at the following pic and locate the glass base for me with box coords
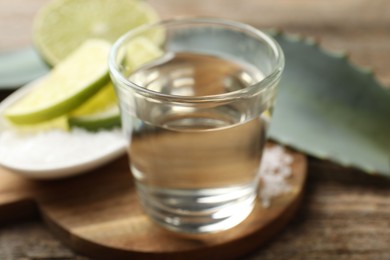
[136,183,256,234]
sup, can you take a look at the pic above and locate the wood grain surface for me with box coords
[0,140,306,259]
[1,0,390,259]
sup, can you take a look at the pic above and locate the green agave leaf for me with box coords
[270,33,390,176]
[0,47,49,90]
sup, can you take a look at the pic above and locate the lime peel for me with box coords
[68,106,121,131]
[68,83,121,131]
[70,83,117,116]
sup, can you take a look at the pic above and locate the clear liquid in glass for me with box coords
[125,52,272,233]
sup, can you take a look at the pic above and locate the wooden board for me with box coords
[0,148,306,259]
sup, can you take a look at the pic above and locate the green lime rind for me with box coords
[70,82,117,117]
[68,106,121,131]
[68,83,120,131]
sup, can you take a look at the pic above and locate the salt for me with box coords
[0,128,125,170]
[259,145,294,208]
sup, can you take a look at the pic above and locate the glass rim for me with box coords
[109,17,285,103]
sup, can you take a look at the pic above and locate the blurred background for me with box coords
[1,0,389,86]
[0,0,389,259]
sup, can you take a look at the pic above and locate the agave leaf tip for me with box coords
[284,33,303,42]
[323,48,349,59]
[355,65,374,75]
[304,36,320,46]
[266,28,283,37]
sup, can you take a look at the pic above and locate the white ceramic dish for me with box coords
[0,79,127,179]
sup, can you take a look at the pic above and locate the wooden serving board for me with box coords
[0,148,306,259]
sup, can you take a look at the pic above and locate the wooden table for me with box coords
[1,0,390,259]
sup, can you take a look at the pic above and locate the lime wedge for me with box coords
[33,0,160,65]
[69,37,164,131]
[4,39,111,124]
[125,36,164,71]
[68,83,120,131]
[68,106,120,131]
[70,83,117,116]
[7,117,69,133]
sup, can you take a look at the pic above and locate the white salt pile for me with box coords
[259,145,294,208]
[0,128,126,170]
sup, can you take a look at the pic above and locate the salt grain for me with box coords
[259,145,294,208]
[0,128,125,169]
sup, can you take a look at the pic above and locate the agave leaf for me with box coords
[270,33,390,176]
[0,47,49,90]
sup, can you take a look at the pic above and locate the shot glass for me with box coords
[109,18,284,233]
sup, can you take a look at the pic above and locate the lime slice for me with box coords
[69,37,164,131]
[125,36,164,71]
[68,36,163,131]
[68,106,120,131]
[68,83,120,131]
[7,117,70,133]
[33,0,160,65]
[4,39,111,124]
[70,83,117,116]
[262,109,272,119]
